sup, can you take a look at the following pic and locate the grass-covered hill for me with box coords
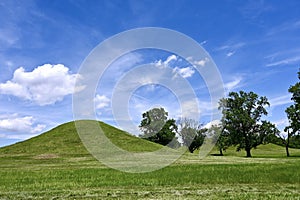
[0,120,162,159]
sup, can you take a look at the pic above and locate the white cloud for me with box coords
[224,76,242,92]
[155,55,177,68]
[0,64,85,105]
[173,66,195,78]
[187,57,209,67]
[266,56,300,67]
[204,120,221,129]
[216,42,245,57]
[267,20,300,36]
[216,42,245,51]
[0,114,46,136]
[273,118,289,127]
[164,55,177,65]
[200,40,207,45]
[269,94,292,107]
[94,94,110,109]
[226,51,235,57]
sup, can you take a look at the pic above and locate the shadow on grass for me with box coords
[288,154,300,158]
[210,153,224,156]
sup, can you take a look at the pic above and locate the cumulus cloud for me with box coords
[0,114,46,137]
[187,57,209,67]
[94,94,110,109]
[155,55,177,68]
[173,66,195,78]
[0,64,85,105]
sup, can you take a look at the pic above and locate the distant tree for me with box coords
[177,118,206,153]
[188,128,206,153]
[139,107,178,146]
[178,118,199,147]
[210,125,230,156]
[284,69,300,156]
[219,91,278,157]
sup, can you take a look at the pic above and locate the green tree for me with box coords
[177,118,206,153]
[139,107,178,146]
[219,91,277,157]
[284,70,300,156]
[210,125,230,156]
[188,128,206,153]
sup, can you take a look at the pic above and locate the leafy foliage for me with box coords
[188,128,206,153]
[219,91,278,157]
[283,69,300,156]
[177,118,206,153]
[210,125,230,156]
[285,69,300,136]
[139,108,178,146]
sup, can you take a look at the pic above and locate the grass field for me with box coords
[1,121,300,199]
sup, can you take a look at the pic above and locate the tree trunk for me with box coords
[285,145,290,157]
[286,132,290,157]
[220,148,223,156]
[246,148,252,157]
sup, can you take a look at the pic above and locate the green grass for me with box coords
[1,120,300,199]
[0,120,162,156]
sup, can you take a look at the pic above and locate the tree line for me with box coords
[139,69,300,157]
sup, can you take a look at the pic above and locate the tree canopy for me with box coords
[177,118,206,153]
[139,107,178,146]
[219,91,278,157]
[284,69,300,156]
[210,125,230,156]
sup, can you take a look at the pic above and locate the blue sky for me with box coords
[0,0,299,147]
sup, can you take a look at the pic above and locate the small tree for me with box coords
[210,125,230,156]
[188,128,206,153]
[139,107,178,146]
[219,91,277,157]
[177,118,206,153]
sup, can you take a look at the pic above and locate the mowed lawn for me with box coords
[0,121,300,199]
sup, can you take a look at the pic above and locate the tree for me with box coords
[219,91,277,157]
[139,107,178,146]
[210,125,230,156]
[288,70,300,104]
[188,128,206,153]
[177,118,206,153]
[284,70,300,156]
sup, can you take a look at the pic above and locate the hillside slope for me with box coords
[0,120,163,158]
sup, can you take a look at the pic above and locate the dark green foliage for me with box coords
[288,70,300,104]
[285,69,300,135]
[178,118,206,153]
[139,108,178,146]
[219,91,278,157]
[188,128,206,153]
[210,125,230,156]
[284,69,300,156]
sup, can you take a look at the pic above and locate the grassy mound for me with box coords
[0,120,162,158]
